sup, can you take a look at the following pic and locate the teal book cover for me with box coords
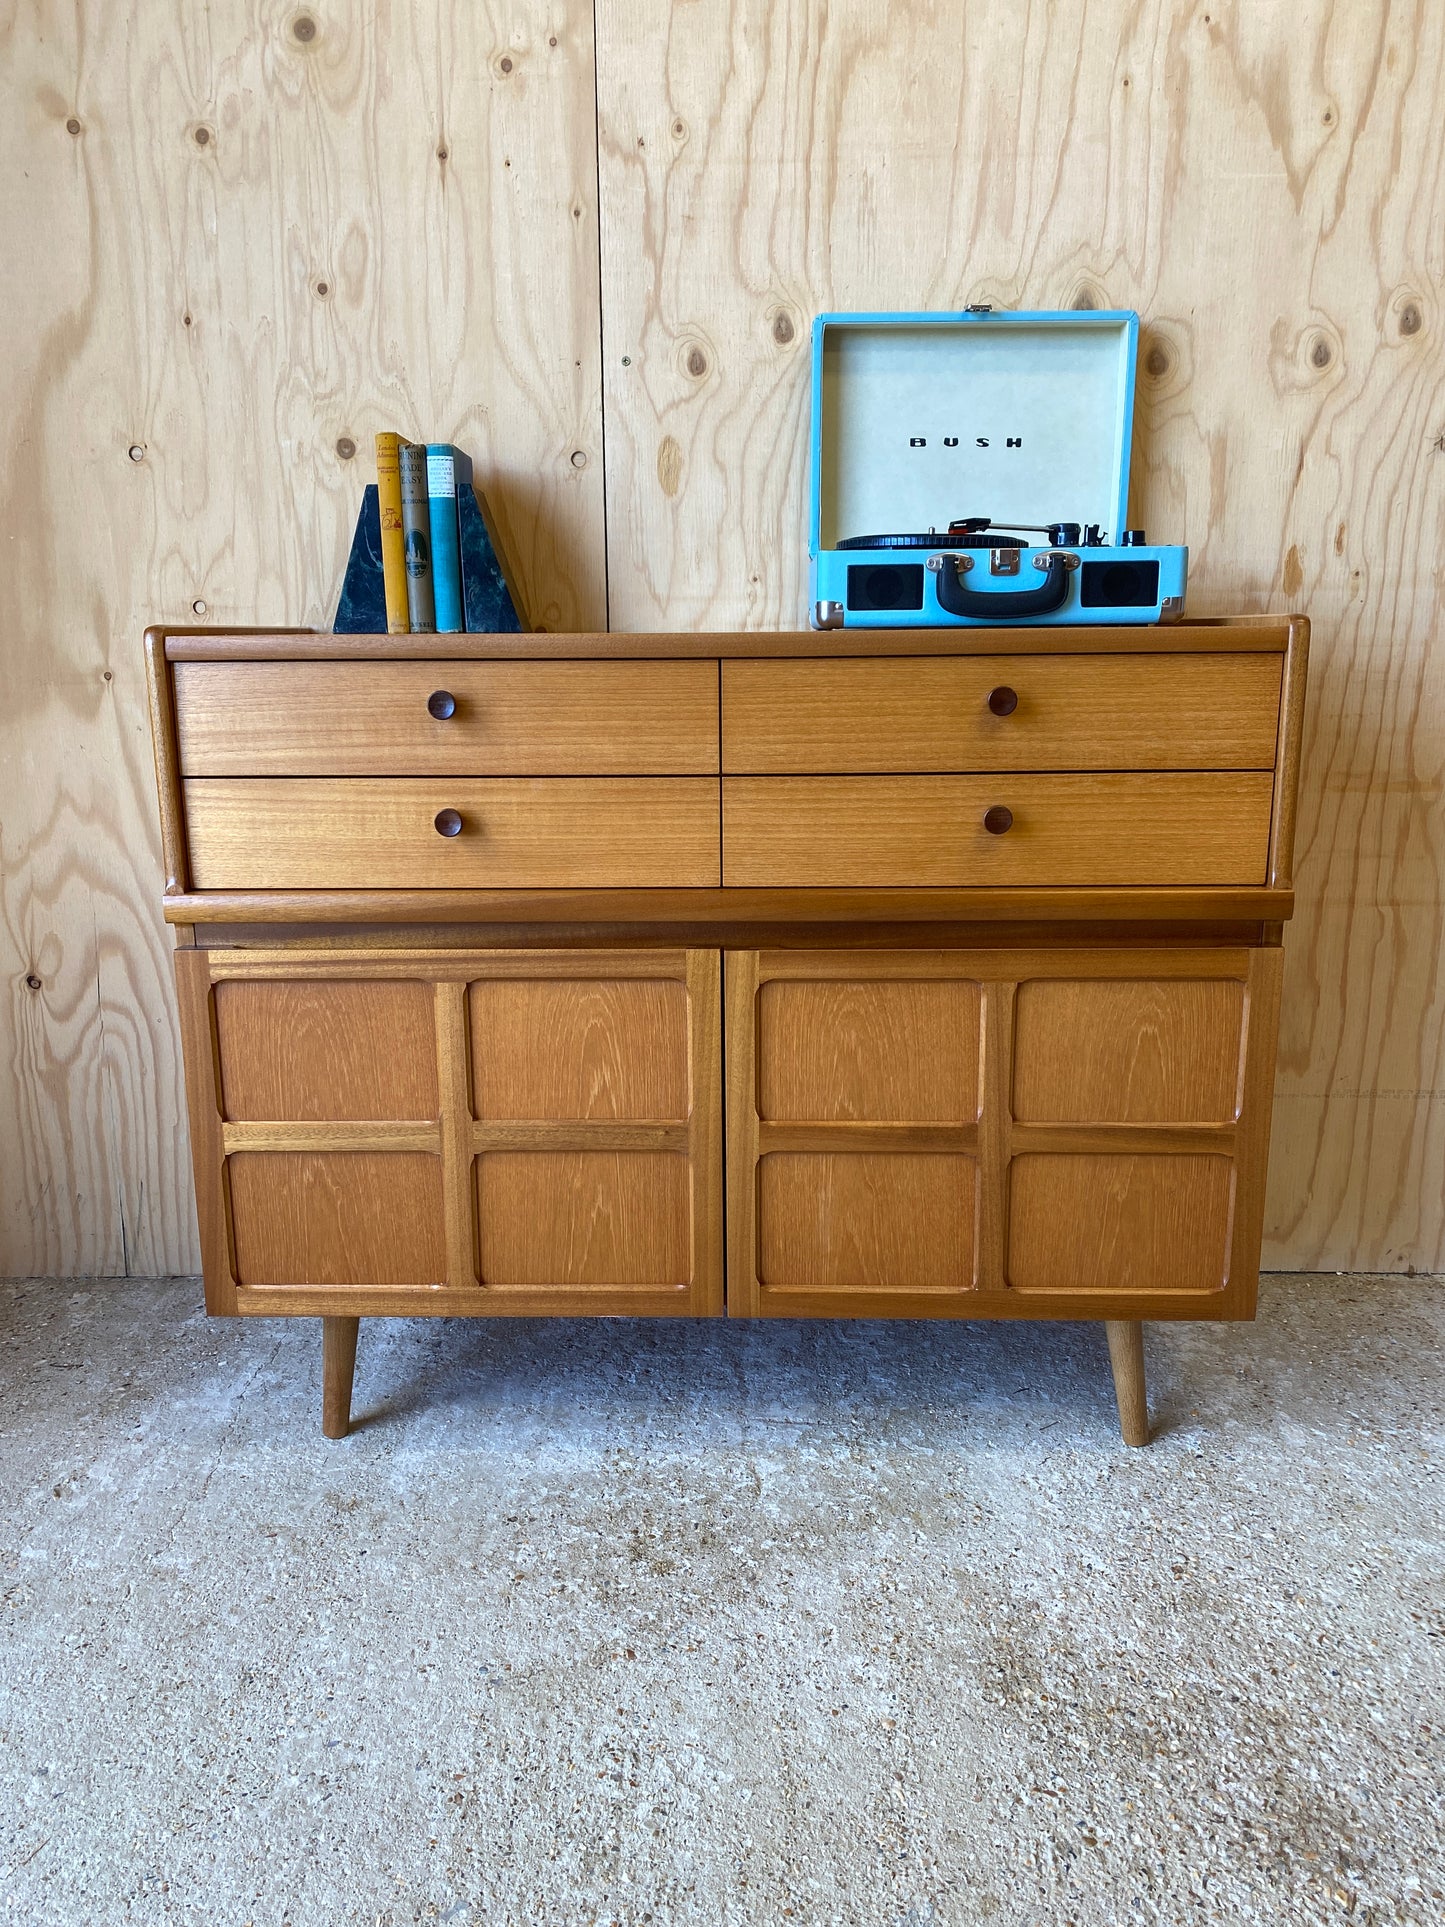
[425,444,471,633]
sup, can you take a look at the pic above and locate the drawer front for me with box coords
[185,778,721,888]
[723,773,1273,887]
[722,653,1282,772]
[174,659,719,775]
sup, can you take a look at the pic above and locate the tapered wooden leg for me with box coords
[322,1316,360,1439]
[1105,1320,1149,1446]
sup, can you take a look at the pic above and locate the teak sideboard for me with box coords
[145,616,1307,1444]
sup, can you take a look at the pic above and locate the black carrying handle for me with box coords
[935,552,1071,621]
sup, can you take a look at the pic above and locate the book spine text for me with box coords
[398,442,436,634]
[374,433,409,634]
[425,445,465,634]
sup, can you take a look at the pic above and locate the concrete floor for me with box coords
[0,1278,1441,1927]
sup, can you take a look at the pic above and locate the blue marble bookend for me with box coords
[459,484,522,633]
[332,485,388,634]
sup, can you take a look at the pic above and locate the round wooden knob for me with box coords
[433,808,463,837]
[983,805,1014,835]
[427,689,457,719]
[987,685,1018,716]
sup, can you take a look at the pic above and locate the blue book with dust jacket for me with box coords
[425,444,471,633]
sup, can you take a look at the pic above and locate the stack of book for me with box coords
[376,433,474,635]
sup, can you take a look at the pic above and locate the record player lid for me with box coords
[810,311,1137,553]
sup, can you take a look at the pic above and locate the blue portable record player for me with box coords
[809,309,1187,629]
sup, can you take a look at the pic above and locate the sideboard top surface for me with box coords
[155,617,1300,662]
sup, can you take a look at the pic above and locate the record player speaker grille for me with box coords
[846,563,925,613]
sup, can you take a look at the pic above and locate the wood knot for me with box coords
[1144,342,1172,379]
[335,436,356,460]
[24,975,42,992]
[192,598,207,616]
[315,279,330,298]
[685,345,708,378]
[66,117,82,136]
[194,125,211,147]
[292,14,317,43]
[1072,286,1100,311]
[1310,334,1333,369]
[437,145,449,162]
[1400,303,1421,337]
[499,55,513,73]
[772,311,796,346]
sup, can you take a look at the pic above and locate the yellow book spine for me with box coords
[375,432,409,634]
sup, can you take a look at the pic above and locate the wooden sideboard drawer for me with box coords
[722,653,1282,773]
[722,772,1273,887]
[174,659,719,776]
[184,778,721,888]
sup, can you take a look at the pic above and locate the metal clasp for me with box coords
[990,548,1021,576]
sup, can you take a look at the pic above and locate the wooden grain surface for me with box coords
[173,949,233,1313]
[731,944,1276,1320]
[174,660,720,775]
[161,619,1293,661]
[757,1153,977,1293]
[757,978,981,1122]
[1012,978,1245,1124]
[1006,1154,1233,1294]
[722,654,1283,773]
[181,944,722,1314]
[212,978,439,1120]
[184,777,722,889]
[475,1149,691,1289]
[593,3,1445,1272]
[469,976,690,1119]
[2,1,605,1276]
[724,774,1274,888]
[161,885,1294,928]
[229,1151,448,1289]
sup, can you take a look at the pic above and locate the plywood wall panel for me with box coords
[594,0,1445,1272]
[0,2,604,1277]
